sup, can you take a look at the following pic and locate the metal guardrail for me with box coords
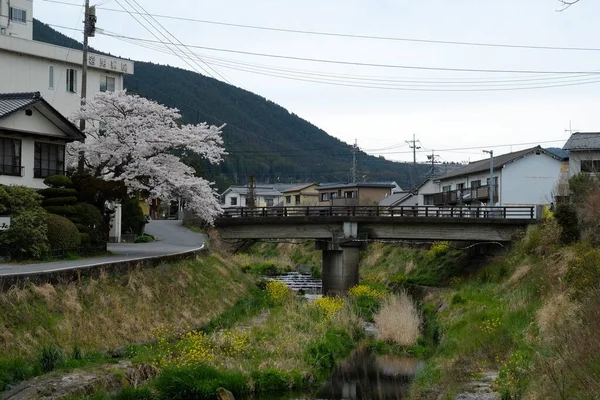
[220,205,537,219]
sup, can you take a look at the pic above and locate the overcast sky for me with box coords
[35,0,600,164]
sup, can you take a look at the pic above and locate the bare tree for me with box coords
[557,0,580,11]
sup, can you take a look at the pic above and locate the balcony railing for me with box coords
[433,185,498,206]
[0,165,24,177]
[34,168,66,178]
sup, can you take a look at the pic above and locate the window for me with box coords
[266,198,274,207]
[344,191,356,199]
[331,192,338,200]
[320,193,329,202]
[34,142,65,178]
[49,66,54,89]
[442,185,451,192]
[457,183,465,191]
[471,180,481,188]
[9,7,26,23]
[486,177,499,186]
[66,68,77,93]
[100,76,116,92]
[581,160,600,173]
[0,138,22,176]
[230,197,237,206]
[285,195,291,204]
[424,195,435,205]
[294,195,301,204]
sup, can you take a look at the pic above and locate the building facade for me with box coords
[563,132,600,177]
[317,182,396,206]
[0,1,134,119]
[282,183,319,206]
[221,185,285,208]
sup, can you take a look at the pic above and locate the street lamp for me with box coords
[482,150,494,210]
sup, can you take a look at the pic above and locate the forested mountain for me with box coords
[33,20,430,190]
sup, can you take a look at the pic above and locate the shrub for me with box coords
[313,296,344,317]
[374,292,421,346]
[1,210,49,259]
[389,272,407,290]
[348,284,385,321]
[44,205,79,217]
[242,261,284,276]
[43,175,73,188]
[76,203,107,245]
[0,185,44,214]
[46,214,81,250]
[554,203,580,244]
[427,241,451,258]
[251,369,302,392]
[0,358,35,392]
[39,344,65,373]
[38,187,79,199]
[304,328,354,378]
[565,244,600,299]
[154,364,248,399]
[122,197,147,236]
[134,235,154,243]
[41,196,78,207]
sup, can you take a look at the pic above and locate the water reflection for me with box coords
[250,346,422,400]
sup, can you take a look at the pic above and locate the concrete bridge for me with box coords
[215,205,537,295]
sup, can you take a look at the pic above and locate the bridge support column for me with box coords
[321,247,360,297]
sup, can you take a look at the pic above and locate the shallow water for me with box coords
[250,347,422,400]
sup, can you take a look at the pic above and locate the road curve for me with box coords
[0,220,207,277]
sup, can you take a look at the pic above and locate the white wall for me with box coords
[0,107,67,137]
[438,171,496,192]
[568,150,600,177]
[416,179,440,204]
[501,153,562,205]
[0,0,33,40]
[223,192,242,207]
[0,131,69,189]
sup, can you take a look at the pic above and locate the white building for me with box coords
[221,185,285,208]
[0,92,85,189]
[0,0,134,119]
[563,132,600,177]
[423,146,564,207]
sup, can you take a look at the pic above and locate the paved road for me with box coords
[0,220,207,277]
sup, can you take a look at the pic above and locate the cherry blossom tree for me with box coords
[69,90,226,224]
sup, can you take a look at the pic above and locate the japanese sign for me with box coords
[0,216,11,231]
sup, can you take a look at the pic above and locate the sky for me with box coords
[34,0,600,164]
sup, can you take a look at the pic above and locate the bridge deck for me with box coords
[215,206,536,242]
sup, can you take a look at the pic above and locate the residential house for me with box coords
[422,146,563,207]
[221,185,290,208]
[563,132,600,177]
[317,182,396,206]
[0,92,85,189]
[379,178,439,207]
[0,0,134,118]
[281,183,319,206]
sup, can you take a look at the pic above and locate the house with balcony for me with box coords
[422,146,564,207]
[317,182,397,206]
[221,184,293,208]
[563,132,600,177]
[282,183,319,206]
[0,92,85,188]
[379,178,439,207]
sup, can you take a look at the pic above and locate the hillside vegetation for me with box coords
[32,20,430,191]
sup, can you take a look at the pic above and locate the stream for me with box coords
[258,273,423,399]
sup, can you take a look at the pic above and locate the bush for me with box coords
[46,214,81,250]
[1,210,49,259]
[76,203,107,245]
[348,284,385,321]
[154,364,248,399]
[251,369,302,392]
[134,235,154,243]
[44,205,80,217]
[304,328,354,378]
[43,175,73,188]
[0,358,36,392]
[122,197,147,236]
[265,281,290,304]
[374,292,421,346]
[0,185,44,214]
[38,187,78,199]
[41,196,78,207]
[554,203,580,244]
[39,344,65,373]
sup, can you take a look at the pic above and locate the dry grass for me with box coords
[374,291,421,346]
[0,255,253,358]
[536,293,579,343]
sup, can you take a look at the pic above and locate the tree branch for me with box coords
[557,0,580,11]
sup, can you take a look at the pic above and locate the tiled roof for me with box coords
[227,186,283,197]
[317,182,396,190]
[282,182,317,193]
[0,92,85,141]
[0,92,41,118]
[563,132,600,151]
[438,146,562,181]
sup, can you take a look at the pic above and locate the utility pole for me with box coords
[351,139,357,183]
[78,0,96,173]
[247,174,256,208]
[426,150,439,177]
[483,150,494,209]
[405,134,421,189]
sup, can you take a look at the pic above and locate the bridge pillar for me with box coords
[316,238,365,296]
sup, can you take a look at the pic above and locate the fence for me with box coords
[220,205,537,220]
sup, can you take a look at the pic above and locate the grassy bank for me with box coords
[0,255,254,391]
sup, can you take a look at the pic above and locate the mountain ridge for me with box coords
[33,19,430,190]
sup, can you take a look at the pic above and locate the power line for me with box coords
[98,31,600,75]
[41,0,600,53]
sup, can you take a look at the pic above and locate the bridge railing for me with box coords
[220,205,537,219]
